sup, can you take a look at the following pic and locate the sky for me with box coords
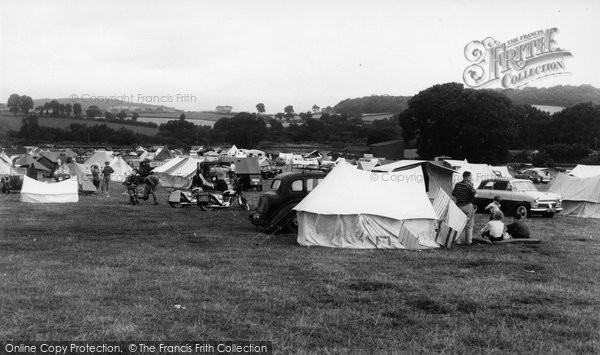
[1,0,599,113]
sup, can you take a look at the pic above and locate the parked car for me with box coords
[514,168,551,184]
[474,178,562,218]
[249,171,327,232]
[260,164,283,179]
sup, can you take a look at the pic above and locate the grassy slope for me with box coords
[0,114,158,136]
[0,183,599,353]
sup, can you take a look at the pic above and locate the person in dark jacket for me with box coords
[506,212,530,238]
[143,172,160,205]
[452,171,477,245]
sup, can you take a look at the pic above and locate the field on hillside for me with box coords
[0,114,159,136]
[1,183,599,353]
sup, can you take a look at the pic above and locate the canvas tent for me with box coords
[20,176,78,203]
[156,156,204,188]
[152,156,184,173]
[83,151,134,182]
[452,163,498,189]
[549,173,600,218]
[294,162,439,249]
[491,165,512,178]
[374,160,457,199]
[569,165,600,178]
[234,157,260,175]
[153,146,174,161]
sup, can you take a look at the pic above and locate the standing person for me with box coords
[143,172,160,205]
[452,171,477,245]
[90,164,101,194]
[100,161,114,197]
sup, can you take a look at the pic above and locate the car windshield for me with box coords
[271,179,281,190]
[512,181,538,191]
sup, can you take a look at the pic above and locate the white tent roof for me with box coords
[0,159,20,175]
[295,162,436,221]
[570,165,600,178]
[453,163,498,188]
[550,173,600,203]
[83,150,115,167]
[491,165,512,177]
[226,145,239,156]
[152,156,184,173]
[162,157,204,177]
[20,176,79,203]
[444,159,468,168]
[375,160,426,172]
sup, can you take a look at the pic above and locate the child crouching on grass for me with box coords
[480,210,506,241]
[506,212,530,239]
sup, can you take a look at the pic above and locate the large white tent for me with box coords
[294,162,438,249]
[20,176,78,203]
[569,165,600,178]
[374,160,457,199]
[549,173,600,218]
[156,156,204,188]
[83,151,134,182]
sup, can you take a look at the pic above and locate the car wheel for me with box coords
[199,202,213,211]
[516,205,528,218]
[283,212,298,233]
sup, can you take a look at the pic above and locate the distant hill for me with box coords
[333,95,410,115]
[32,97,180,113]
[333,85,600,115]
[494,85,600,107]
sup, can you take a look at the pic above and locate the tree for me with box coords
[36,106,44,116]
[59,103,65,117]
[275,112,284,120]
[321,106,334,114]
[367,118,402,145]
[7,94,20,115]
[312,104,320,114]
[49,100,60,117]
[65,103,72,118]
[105,111,115,120]
[399,82,519,164]
[227,112,267,147]
[43,102,50,116]
[86,105,102,118]
[179,113,186,121]
[284,105,294,119]
[19,95,34,115]
[73,103,82,118]
[117,110,128,120]
[131,111,139,121]
[256,103,265,115]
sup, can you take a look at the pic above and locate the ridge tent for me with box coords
[157,156,204,188]
[152,156,184,173]
[569,165,600,178]
[154,145,174,161]
[374,160,457,199]
[452,163,498,188]
[83,151,134,182]
[20,176,79,203]
[67,162,96,193]
[491,165,512,177]
[0,158,20,175]
[549,173,600,218]
[357,160,380,171]
[226,145,239,157]
[294,162,438,249]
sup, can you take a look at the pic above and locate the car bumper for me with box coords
[530,207,563,213]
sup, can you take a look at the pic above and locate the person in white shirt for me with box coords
[480,210,506,241]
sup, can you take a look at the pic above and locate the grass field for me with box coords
[0,114,159,136]
[1,183,599,353]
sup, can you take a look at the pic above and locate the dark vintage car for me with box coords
[260,164,283,179]
[474,178,563,218]
[249,171,327,233]
[513,168,552,184]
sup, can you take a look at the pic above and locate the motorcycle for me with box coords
[124,181,143,205]
[168,186,250,211]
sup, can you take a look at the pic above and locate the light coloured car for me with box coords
[475,178,562,218]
